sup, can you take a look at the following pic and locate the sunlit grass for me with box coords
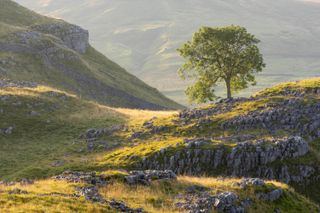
[99,176,318,213]
[256,77,320,96]
[98,137,183,168]
[0,85,176,180]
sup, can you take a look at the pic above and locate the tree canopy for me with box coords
[178,25,265,103]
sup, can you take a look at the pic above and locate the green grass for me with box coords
[0,84,178,180]
[256,78,320,97]
[0,179,114,212]
[0,85,124,180]
[0,0,54,27]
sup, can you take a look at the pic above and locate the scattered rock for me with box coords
[109,200,145,213]
[238,178,265,189]
[143,120,153,129]
[8,188,28,195]
[129,131,145,140]
[55,171,145,212]
[0,79,37,88]
[20,178,34,185]
[51,160,66,167]
[77,186,105,203]
[184,138,210,148]
[53,171,107,186]
[30,111,40,116]
[0,126,14,135]
[214,192,243,213]
[84,125,123,140]
[124,170,176,185]
[256,189,283,202]
[176,191,246,213]
[186,185,210,194]
[176,191,216,213]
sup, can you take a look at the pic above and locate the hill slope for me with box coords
[0,0,182,110]
[0,79,176,180]
[97,78,320,204]
[0,78,319,212]
[14,0,320,104]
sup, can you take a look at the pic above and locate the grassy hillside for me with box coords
[0,0,182,110]
[0,81,177,180]
[94,78,320,204]
[14,0,320,104]
[0,79,319,212]
[0,83,120,180]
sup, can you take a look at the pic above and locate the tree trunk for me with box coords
[226,79,232,99]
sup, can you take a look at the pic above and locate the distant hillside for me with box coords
[0,0,182,110]
[14,0,320,104]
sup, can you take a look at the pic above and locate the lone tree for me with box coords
[178,25,265,103]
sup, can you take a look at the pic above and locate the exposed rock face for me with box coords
[76,186,145,212]
[259,87,320,97]
[0,126,14,135]
[237,178,265,189]
[84,125,123,140]
[0,23,176,110]
[0,79,37,88]
[176,178,285,212]
[109,200,145,213]
[221,99,320,140]
[176,191,246,213]
[175,191,217,213]
[53,171,107,186]
[140,137,314,183]
[129,131,145,141]
[81,126,123,151]
[32,23,89,53]
[54,170,146,212]
[8,188,29,195]
[128,124,170,140]
[215,192,244,213]
[77,186,105,203]
[179,98,249,125]
[125,170,176,185]
[256,189,283,202]
[184,138,210,148]
[227,136,309,177]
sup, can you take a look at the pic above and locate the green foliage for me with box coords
[178,25,265,103]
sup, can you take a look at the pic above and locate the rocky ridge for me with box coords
[139,136,315,184]
[221,98,320,140]
[31,22,89,53]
